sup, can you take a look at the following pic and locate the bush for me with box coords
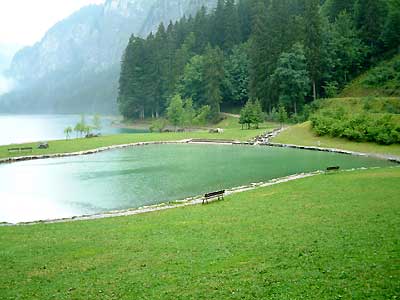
[323,81,338,98]
[362,66,396,87]
[149,119,167,133]
[193,105,211,126]
[311,109,400,145]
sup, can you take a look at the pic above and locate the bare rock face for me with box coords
[1,0,216,114]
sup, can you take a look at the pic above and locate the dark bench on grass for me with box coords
[326,166,340,172]
[203,190,225,204]
[7,147,33,153]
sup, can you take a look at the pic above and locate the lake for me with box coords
[0,114,146,145]
[0,144,395,224]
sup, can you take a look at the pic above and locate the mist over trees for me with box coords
[118,0,400,121]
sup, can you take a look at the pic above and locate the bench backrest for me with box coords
[327,166,340,171]
[205,190,225,198]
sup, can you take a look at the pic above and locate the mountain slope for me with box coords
[0,0,216,114]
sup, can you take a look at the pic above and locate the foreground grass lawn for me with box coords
[0,118,275,160]
[273,122,400,157]
[1,167,399,299]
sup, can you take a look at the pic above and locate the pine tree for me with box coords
[225,43,250,105]
[212,0,226,48]
[203,45,225,122]
[272,43,310,115]
[223,0,241,52]
[381,0,400,51]
[354,0,387,56]
[304,0,322,101]
[322,0,356,21]
[252,99,264,128]
[193,6,210,54]
[167,94,184,130]
[237,0,253,42]
[248,0,269,109]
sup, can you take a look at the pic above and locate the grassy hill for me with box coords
[1,167,399,299]
[274,55,400,154]
[314,97,400,116]
[340,54,400,97]
[273,96,400,156]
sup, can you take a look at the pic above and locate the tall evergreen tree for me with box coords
[322,0,356,21]
[304,0,322,101]
[203,45,225,121]
[237,0,253,42]
[354,0,387,56]
[248,0,269,109]
[225,43,250,105]
[223,0,241,52]
[381,0,400,52]
[272,43,310,114]
[212,0,226,48]
[193,6,210,54]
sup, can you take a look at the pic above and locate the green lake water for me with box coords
[0,144,396,223]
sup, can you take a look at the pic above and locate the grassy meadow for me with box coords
[0,167,399,299]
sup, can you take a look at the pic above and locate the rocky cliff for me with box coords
[1,0,216,114]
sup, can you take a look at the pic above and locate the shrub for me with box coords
[323,81,338,98]
[149,119,167,133]
[362,66,396,87]
[311,109,400,145]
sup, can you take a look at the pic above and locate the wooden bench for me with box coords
[203,190,225,204]
[7,147,33,153]
[326,166,340,172]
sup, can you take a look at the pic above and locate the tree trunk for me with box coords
[312,80,317,101]
[294,101,297,115]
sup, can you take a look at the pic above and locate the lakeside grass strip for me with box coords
[2,135,399,166]
[0,167,399,299]
[0,121,276,160]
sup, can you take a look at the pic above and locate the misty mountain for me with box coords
[0,44,21,95]
[0,0,216,114]
[0,44,21,72]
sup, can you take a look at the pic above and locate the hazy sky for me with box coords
[0,0,104,46]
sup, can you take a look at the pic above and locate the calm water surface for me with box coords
[0,144,395,223]
[0,114,146,145]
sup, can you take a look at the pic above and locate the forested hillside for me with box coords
[0,0,217,114]
[341,54,400,97]
[118,0,400,121]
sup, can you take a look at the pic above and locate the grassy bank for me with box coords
[0,167,399,299]
[0,117,275,160]
[273,122,400,157]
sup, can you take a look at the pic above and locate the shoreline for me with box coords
[3,165,398,227]
[0,171,324,226]
[1,135,400,165]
